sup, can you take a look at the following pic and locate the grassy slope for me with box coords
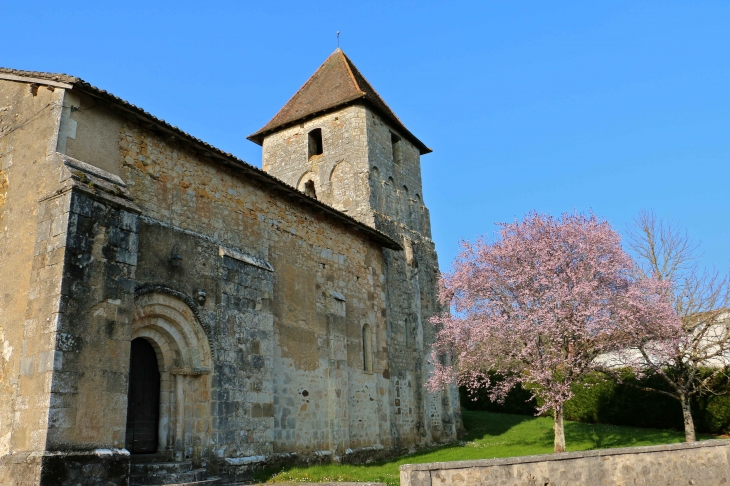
[257,411,720,486]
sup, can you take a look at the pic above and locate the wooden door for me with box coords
[125,338,160,453]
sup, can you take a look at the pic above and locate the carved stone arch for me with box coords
[297,170,317,199]
[135,285,215,361]
[133,292,213,371]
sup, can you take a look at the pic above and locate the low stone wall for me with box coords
[0,449,130,486]
[400,440,730,486]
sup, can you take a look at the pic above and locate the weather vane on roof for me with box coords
[337,31,340,48]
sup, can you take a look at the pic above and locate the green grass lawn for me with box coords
[255,411,720,486]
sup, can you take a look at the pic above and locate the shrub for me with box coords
[460,369,730,435]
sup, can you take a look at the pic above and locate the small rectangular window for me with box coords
[308,128,323,159]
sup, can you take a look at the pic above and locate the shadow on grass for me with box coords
[254,411,720,485]
[561,420,717,450]
[462,410,537,440]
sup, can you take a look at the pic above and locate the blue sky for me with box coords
[4,1,729,272]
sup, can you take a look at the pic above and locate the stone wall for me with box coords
[261,103,461,449]
[0,73,461,484]
[261,105,373,224]
[1,449,130,486]
[0,149,141,483]
[0,78,67,484]
[364,109,458,446]
[400,440,730,486]
[55,94,399,478]
[364,110,428,236]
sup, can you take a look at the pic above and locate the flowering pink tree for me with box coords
[428,212,681,452]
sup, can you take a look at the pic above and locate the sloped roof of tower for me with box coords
[247,49,432,154]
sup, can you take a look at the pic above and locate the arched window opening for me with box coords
[330,160,356,212]
[412,193,422,230]
[386,176,396,213]
[391,132,402,166]
[370,167,383,211]
[362,324,373,372]
[304,179,317,199]
[308,128,323,159]
[404,317,411,347]
[402,185,412,226]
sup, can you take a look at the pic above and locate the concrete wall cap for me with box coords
[399,439,730,471]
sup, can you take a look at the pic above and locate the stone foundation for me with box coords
[0,449,130,486]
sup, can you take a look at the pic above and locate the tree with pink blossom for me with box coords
[428,212,681,453]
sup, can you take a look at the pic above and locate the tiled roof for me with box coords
[0,67,402,251]
[247,49,431,154]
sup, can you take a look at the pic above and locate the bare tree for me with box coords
[608,210,730,441]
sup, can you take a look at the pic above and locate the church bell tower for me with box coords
[248,49,460,445]
[247,48,433,241]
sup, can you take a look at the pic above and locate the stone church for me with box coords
[0,49,460,485]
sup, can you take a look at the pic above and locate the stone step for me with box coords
[162,478,221,486]
[130,462,217,485]
[130,453,170,464]
[131,460,194,476]
[128,460,222,486]
[130,473,197,485]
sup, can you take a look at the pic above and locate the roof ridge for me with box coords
[254,51,347,136]
[0,67,80,85]
[338,49,364,95]
[339,51,408,129]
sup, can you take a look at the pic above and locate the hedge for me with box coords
[459,370,730,435]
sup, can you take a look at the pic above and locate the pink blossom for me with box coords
[428,212,682,443]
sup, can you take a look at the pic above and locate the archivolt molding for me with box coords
[136,285,212,337]
[134,285,216,369]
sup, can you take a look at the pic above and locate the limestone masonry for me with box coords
[0,49,461,485]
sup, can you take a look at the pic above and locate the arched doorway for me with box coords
[130,291,213,461]
[125,338,161,453]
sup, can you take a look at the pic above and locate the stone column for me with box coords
[158,370,170,455]
[175,373,184,461]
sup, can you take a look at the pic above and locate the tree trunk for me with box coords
[553,404,566,453]
[680,394,696,442]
